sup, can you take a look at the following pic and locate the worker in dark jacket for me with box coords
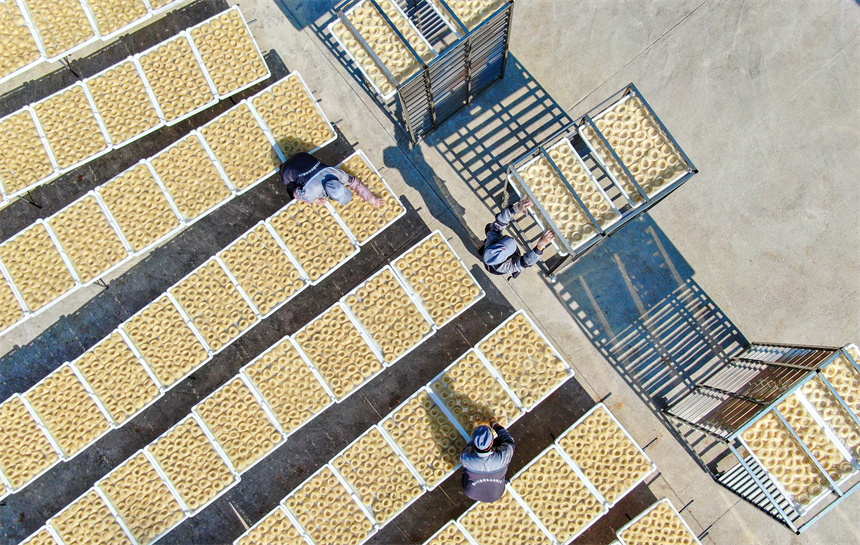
[481,197,555,278]
[280,152,384,207]
[460,418,515,502]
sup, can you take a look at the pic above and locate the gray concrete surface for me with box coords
[0,0,857,544]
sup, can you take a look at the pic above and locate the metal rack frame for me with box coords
[504,83,698,278]
[331,0,514,144]
[663,342,860,534]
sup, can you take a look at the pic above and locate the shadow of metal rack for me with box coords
[330,0,514,144]
[504,83,698,279]
[664,342,860,534]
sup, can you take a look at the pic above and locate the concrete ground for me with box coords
[1,0,858,544]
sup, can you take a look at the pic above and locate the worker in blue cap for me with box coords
[460,417,515,502]
[280,152,385,207]
[481,197,555,278]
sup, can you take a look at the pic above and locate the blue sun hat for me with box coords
[472,425,494,452]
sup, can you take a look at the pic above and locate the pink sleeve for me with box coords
[346,176,377,203]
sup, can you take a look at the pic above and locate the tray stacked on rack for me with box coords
[329,0,436,99]
[393,230,484,327]
[579,91,692,205]
[428,0,508,32]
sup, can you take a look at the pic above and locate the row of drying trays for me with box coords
[0,149,414,500]
[0,66,338,336]
[328,0,510,100]
[0,5,269,204]
[9,231,495,545]
[235,399,665,545]
[1,0,190,81]
[427,497,701,545]
[507,86,695,258]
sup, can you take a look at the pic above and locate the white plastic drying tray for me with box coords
[247,70,339,158]
[215,220,311,318]
[148,0,192,16]
[335,149,407,245]
[554,402,656,508]
[456,482,556,545]
[16,526,65,545]
[426,348,526,430]
[615,498,703,545]
[144,129,236,222]
[328,423,428,525]
[19,0,100,63]
[46,485,136,544]
[30,81,114,170]
[93,449,188,545]
[377,384,470,490]
[327,0,436,101]
[118,292,213,390]
[134,31,219,127]
[93,160,184,256]
[475,309,574,411]
[69,334,164,428]
[281,462,379,544]
[186,5,271,99]
[232,504,314,545]
[238,336,337,438]
[421,520,480,545]
[21,362,114,461]
[291,300,385,403]
[143,413,242,517]
[86,0,151,42]
[166,255,263,352]
[196,101,280,195]
[43,189,134,282]
[263,199,361,286]
[191,373,286,476]
[0,106,59,201]
[339,264,436,368]
[0,0,46,84]
[391,229,486,329]
[82,59,167,145]
[0,393,63,493]
[508,443,609,545]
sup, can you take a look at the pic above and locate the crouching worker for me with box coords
[481,197,556,278]
[460,417,515,502]
[280,152,385,207]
